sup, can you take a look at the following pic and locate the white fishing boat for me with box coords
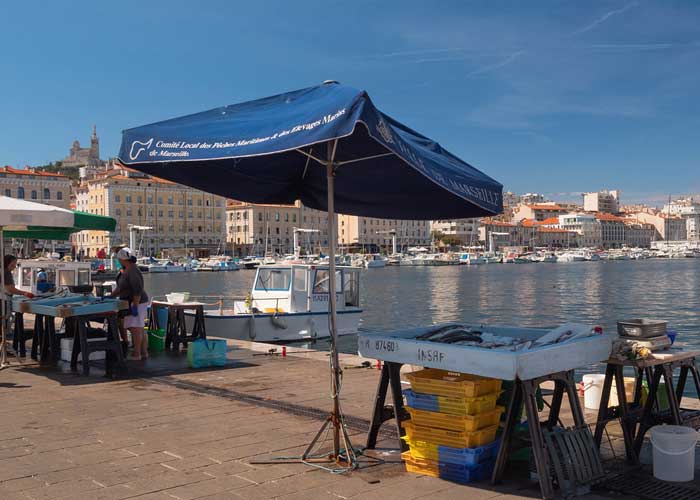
[459,252,487,265]
[184,264,362,342]
[556,252,585,263]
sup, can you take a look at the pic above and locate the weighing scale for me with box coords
[617,334,672,351]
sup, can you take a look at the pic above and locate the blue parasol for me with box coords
[118,80,503,467]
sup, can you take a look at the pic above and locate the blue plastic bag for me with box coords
[187,339,227,369]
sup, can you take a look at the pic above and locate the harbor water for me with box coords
[144,259,700,363]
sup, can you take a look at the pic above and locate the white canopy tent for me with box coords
[0,197,74,368]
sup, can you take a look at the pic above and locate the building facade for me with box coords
[557,213,602,247]
[0,166,71,209]
[513,203,567,223]
[338,216,430,251]
[478,219,523,251]
[74,166,226,257]
[226,201,334,256]
[595,213,626,248]
[430,219,480,246]
[631,212,687,241]
[663,198,700,241]
[583,190,620,214]
[622,219,656,248]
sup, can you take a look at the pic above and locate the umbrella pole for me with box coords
[325,145,341,459]
[0,228,8,369]
[294,140,356,469]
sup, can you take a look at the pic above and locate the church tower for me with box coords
[89,125,100,164]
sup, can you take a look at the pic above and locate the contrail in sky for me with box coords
[572,2,638,36]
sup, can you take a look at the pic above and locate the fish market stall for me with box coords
[359,322,613,499]
[11,292,127,376]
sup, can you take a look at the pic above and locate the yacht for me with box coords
[184,264,362,342]
[362,254,388,269]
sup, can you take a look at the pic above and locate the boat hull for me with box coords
[185,309,362,342]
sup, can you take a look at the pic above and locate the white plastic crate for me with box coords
[60,338,106,362]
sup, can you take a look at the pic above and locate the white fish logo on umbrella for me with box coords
[129,138,154,160]
[376,118,394,144]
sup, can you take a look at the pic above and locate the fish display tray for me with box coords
[403,422,499,448]
[406,405,504,432]
[406,369,502,398]
[404,389,500,415]
[358,323,613,381]
[402,451,495,484]
[617,319,667,338]
[402,437,500,466]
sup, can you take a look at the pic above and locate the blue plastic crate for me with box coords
[404,389,439,411]
[439,458,495,484]
[438,439,500,466]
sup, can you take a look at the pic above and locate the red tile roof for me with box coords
[594,212,626,222]
[526,204,564,211]
[1,166,66,178]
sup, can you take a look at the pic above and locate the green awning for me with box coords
[3,211,116,240]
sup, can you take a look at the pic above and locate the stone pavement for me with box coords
[0,340,689,500]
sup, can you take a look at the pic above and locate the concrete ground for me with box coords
[0,339,697,500]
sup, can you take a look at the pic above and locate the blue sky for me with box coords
[1,1,698,205]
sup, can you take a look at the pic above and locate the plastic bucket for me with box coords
[650,425,698,482]
[582,374,605,410]
[156,306,169,331]
[147,329,166,352]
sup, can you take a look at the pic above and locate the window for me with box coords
[197,199,202,206]
[292,214,296,223]
[126,195,132,203]
[126,209,132,217]
[168,197,173,205]
[31,190,37,199]
[158,197,163,204]
[168,210,174,218]
[115,194,121,202]
[43,188,50,199]
[4,189,10,197]
[137,196,142,203]
[56,191,62,200]
[116,208,122,216]
[313,270,341,294]
[147,196,153,203]
[255,268,291,291]
[275,227,280,234]
[258,212,263,222]
[158,210,163,217]
[187,199,192,206]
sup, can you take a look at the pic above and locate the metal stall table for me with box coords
[359,324,613,500]
[13,294,128,376]
[150,300,207,351]
[593,349,700,462]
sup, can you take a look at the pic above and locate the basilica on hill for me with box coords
[61,125,105,167]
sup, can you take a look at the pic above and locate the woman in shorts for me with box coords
[110,248,150,360]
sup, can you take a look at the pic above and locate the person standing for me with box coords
[3,256,34,299]
[110,248,149,360]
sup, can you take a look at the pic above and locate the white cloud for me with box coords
[572,2,638,36]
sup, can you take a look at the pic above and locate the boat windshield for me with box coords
[313,269,342,294]
[255,268,291,291]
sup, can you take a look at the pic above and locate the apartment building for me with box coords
[338,216,430,251]
[74,167,226,257]
[0,166,71,209]
[226,201,334,256]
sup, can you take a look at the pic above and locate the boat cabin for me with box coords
[234,264,361,314]
[14,259,92,294]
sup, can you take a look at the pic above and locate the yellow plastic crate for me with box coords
[406,406,504,432]
[403,438,440,462]
[402,451,439,478]
[403,422,498,448]
[406,369,502,398]
[404,389,500,416]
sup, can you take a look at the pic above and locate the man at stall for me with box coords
[109,248,149,360]
[3,256,34,299]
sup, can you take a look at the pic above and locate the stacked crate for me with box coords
[401,369,503,484]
